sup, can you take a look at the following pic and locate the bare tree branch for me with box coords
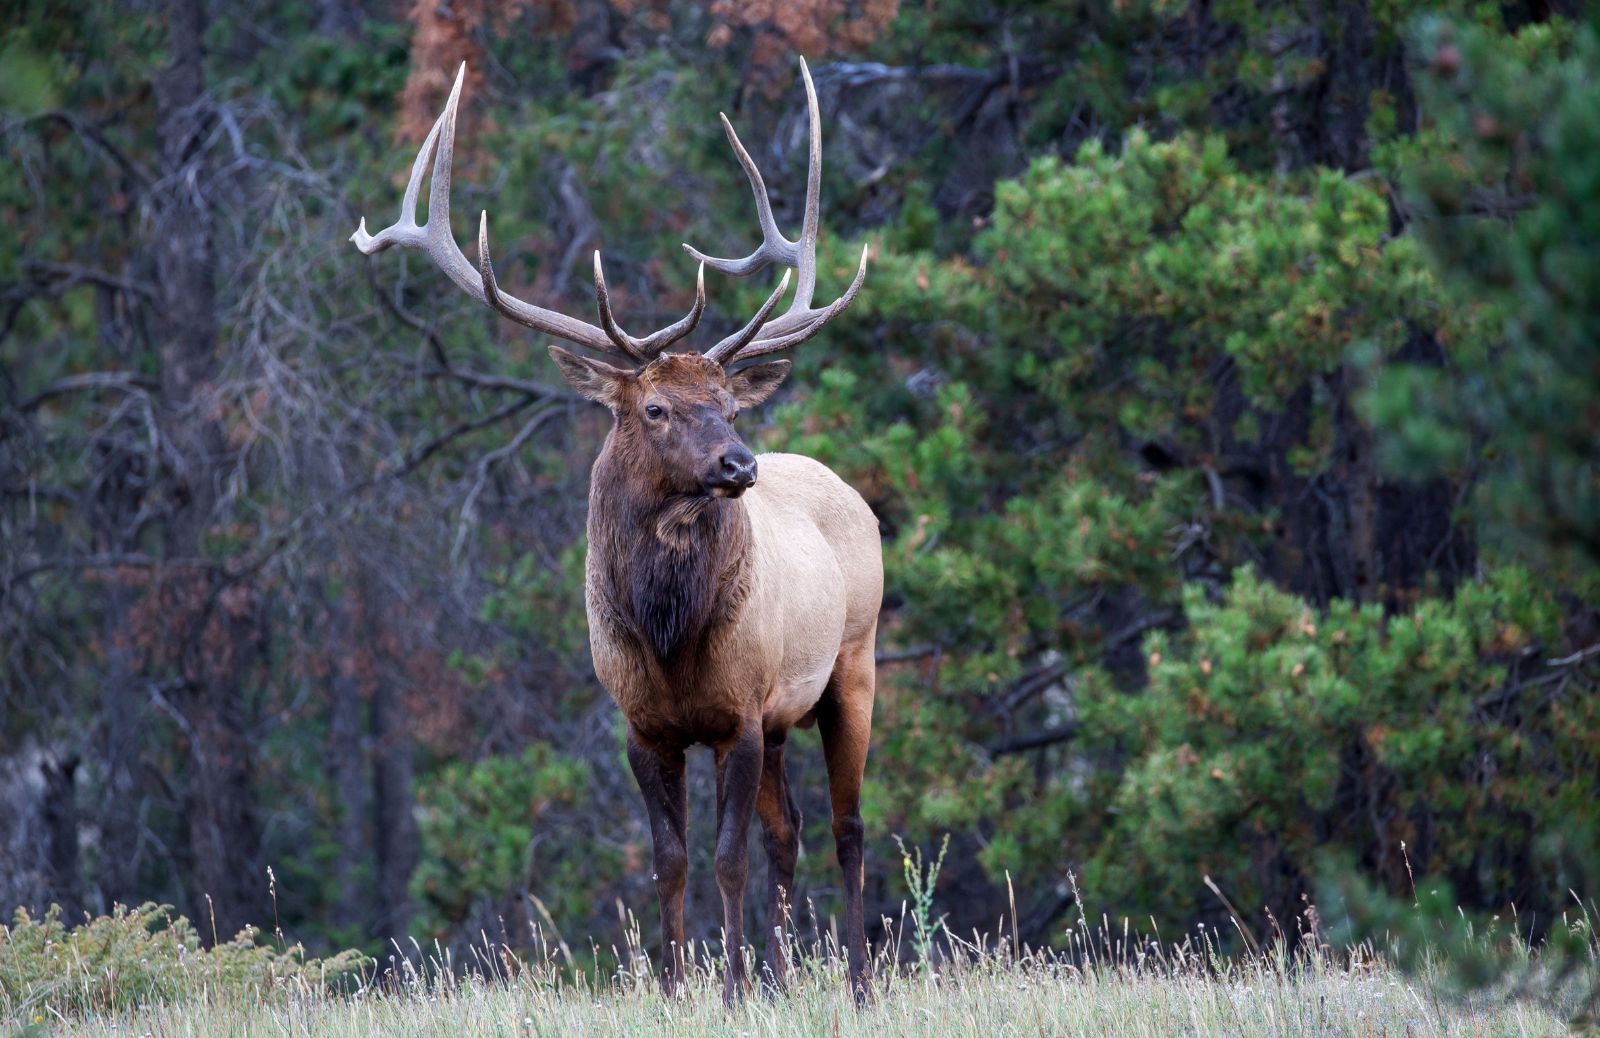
[452,403,566,562]
[3,110,154,185]
[403,362,581,403]
[4,553,220,593]
[18,372,160,412]
[24,261,157,299]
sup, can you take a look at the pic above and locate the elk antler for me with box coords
[688,57,869,365]
[352,64,705,363]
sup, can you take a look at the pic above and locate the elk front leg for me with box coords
[627,730,689,995]
[713,719,763,1006]
[755,731,801,991]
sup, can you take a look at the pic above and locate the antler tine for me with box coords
[474,210,634,358]
[689,57,869,365]
[593,253,707,361]
[682,114,802,277]
[356,64,673,363]
[726,244,867,361]
[590,253,649,363]
[794,54,823,311]
[351,68,455,258]
[703,270,791,365]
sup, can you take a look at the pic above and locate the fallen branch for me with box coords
[987,723,1080,756]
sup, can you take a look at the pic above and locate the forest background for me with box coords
[2,0,1597,968]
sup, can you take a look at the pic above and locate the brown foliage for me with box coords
[401,0,897,125]
[707,0,900,90]
[118,569,263,690]
[399,0,571,143]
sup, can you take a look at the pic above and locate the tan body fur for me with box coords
[587,452,881,743]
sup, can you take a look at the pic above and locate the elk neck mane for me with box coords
[587,430,752,665]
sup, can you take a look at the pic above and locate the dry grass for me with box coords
[21,923,1571,1038]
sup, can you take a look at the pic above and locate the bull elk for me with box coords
[352,60,880,1004]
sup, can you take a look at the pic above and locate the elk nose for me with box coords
[719,446,757,488]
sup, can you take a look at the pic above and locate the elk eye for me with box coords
[644,403,666,420]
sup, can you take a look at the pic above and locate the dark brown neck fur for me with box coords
[588,430,751,665]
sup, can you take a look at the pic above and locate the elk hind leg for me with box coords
[817,630,876,1005]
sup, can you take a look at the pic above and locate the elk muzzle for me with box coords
[708,443,757,497]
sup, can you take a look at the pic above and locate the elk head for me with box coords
[351,57,867,499]
[550,350,790,498]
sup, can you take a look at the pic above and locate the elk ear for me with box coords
[728,360,791,408]
[549,345,629,407]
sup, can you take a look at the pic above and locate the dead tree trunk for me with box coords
[326,580,372,936]
[97,580,144,913]
[41,753,81,920]
[371,675,417,944]
[152,0,267,943]
[367,592,417,944]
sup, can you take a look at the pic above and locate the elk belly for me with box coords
[755,589,847,728]
[762,651,840,730]
[742,461,855,730]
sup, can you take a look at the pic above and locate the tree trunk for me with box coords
[315,0,363,37]
[153,0,217,410]
[97,582,143,913]
[41,753,81,920]
[369,604,417,944]
[92,377,150,914]
[326,584,372,936]
[182,640,266,942]
[567,0,618,92]
[1311,0,1375,172]
[1335,365,1379,602]
[152,0,267,943]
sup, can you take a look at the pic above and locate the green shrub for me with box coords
[766,126,1472,913]
[0,902,367,1021]
[1086,564,1590,931]
[410,743,608,938]
[1365,15,1600,587]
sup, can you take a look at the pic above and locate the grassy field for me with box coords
[10,934,1575,1038]
[29,958,1567,1038]
[5,893,1590,1037]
